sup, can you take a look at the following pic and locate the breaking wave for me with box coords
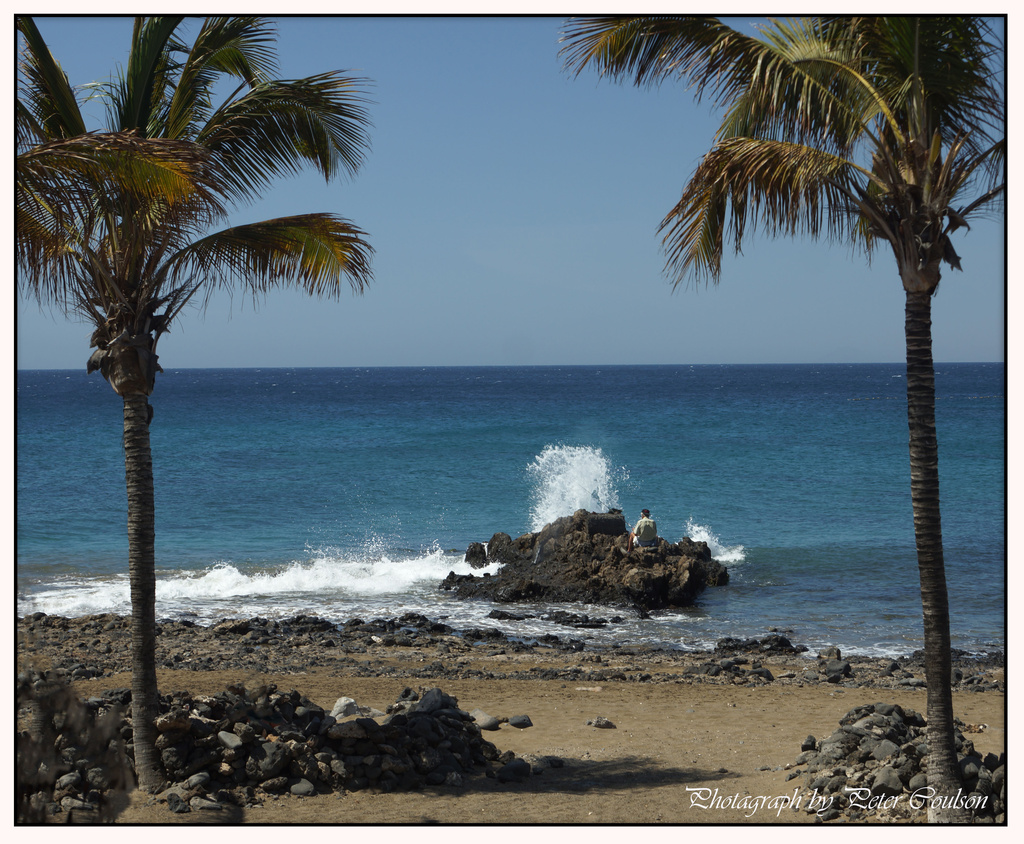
[685,518,746,563]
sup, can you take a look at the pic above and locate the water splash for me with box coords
[526,444,622,532]
[685,518,745,563]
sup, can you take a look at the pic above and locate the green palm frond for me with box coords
[847,17,1004,155]
[163,16,279,140]
[720,19,885,153]
[113,16,184,136]
[199,72,373,200]
[104,14,372,204]
[16,16,86,139]
[951,139,1005,219]
[175,16,279,82]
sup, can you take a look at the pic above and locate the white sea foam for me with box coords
[18,546,500,622]
[19,577,133,619]
[685,519,746,563]
[526,444,623,532]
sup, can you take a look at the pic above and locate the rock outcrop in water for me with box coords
[441,509,729,612]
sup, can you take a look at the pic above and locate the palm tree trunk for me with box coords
[122,392,162,792]
[904,290,969,823]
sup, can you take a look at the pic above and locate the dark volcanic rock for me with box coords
[465,542,488,568]
[441,509,729,611]
[585,511,627,537]
[790,702,1006,824]
[715,634,808,656]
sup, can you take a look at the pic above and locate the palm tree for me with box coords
[17,15,374,791]
[561,16,1003,822]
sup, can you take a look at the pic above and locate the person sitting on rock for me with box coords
[628,509,658,549]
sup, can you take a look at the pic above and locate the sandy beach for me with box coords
[18,614,1005,825]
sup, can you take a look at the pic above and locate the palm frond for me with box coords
[18,131,217,205]
[659,137,860,286]
[163,16,279,140]
[199,72,373,200]
[852,17,1005,154]
[111,16,184,135]
[721,19,886,152]
[16,16,87,138]
[162,214,374,318]
[18,14,375,355]
[17,132,225,304]
[563,15,1003,292]
[560,16,754,97]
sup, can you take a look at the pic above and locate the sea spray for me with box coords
[685,518,745,563]
[526,444,624,532]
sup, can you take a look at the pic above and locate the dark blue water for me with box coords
[16,364,1005,657]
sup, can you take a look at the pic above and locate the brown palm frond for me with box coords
[17,131,218,211]
[159,213,374,321]
[659,137,861,286]
[17,132,225,304]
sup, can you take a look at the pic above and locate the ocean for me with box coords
[15,363,1005,659]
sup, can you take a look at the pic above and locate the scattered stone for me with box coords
[715,634,807,656]
[166,792,189,814]
[508,715,533,729]
[586,717,616,729]
[496,758,531,783]
[824,659,852,680]
[520,754,564,773]
[290,779,316,796]
[469,709,501,731]
[15,613,1005,824]
[330,697,359,718]
[15,613,1004,696]
[186,771,211,790]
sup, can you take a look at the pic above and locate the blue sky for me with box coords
[13,14,1006,369]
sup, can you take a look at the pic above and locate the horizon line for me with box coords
[16,360,1005,373]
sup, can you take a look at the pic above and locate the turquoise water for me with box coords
[15,363,1005,657]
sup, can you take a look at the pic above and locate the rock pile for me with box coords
[444,509,729,611]
[17,675,543,821]
[17,672,133,822]
[785,701,1006,823]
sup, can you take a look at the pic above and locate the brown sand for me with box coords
[67,658,1004,826]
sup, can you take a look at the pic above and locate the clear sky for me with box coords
[13,13,1006,369]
